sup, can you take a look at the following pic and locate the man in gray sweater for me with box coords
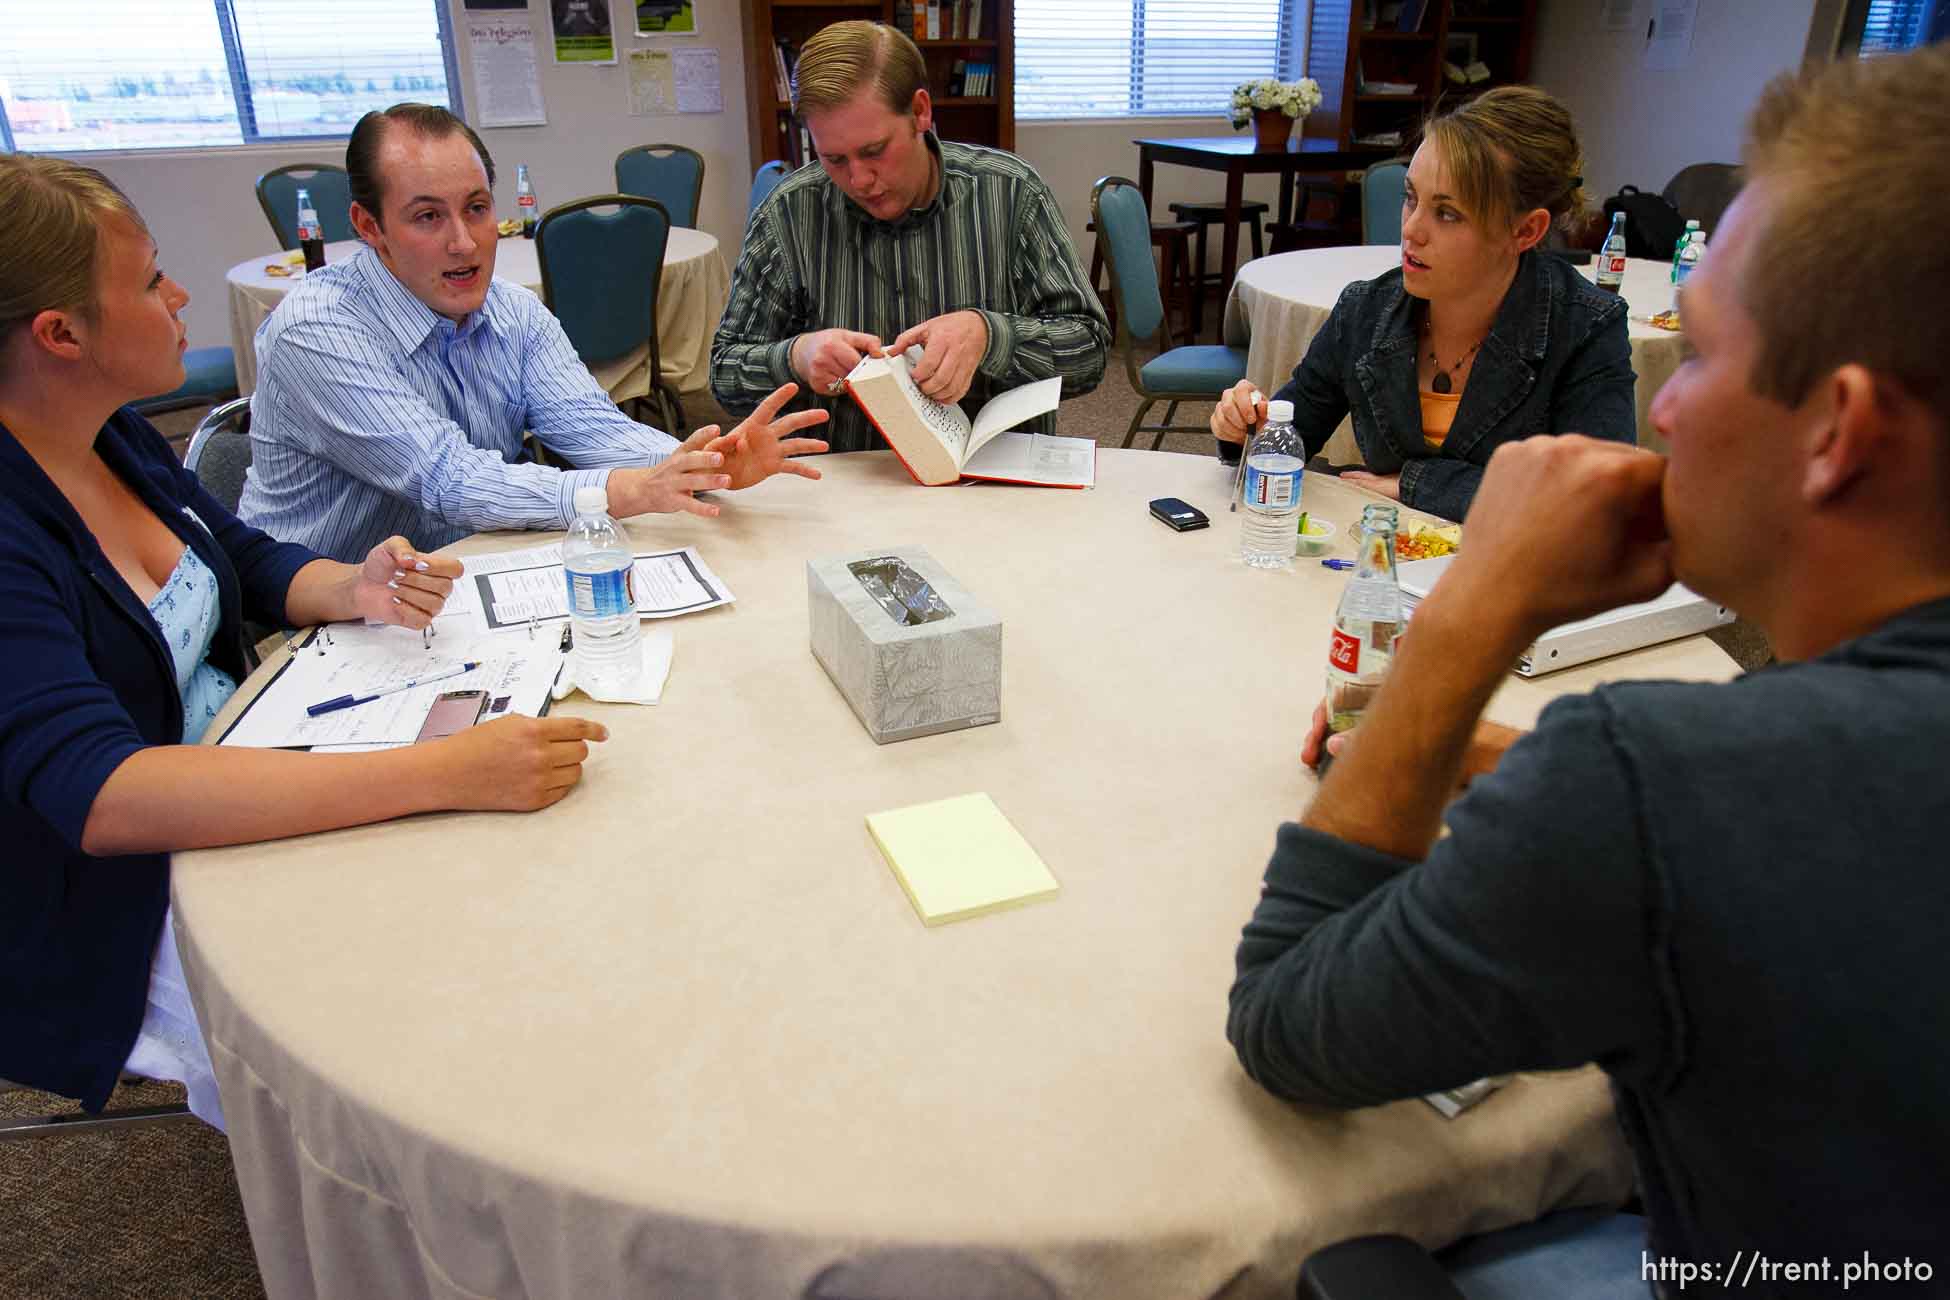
[1228,44,1950,1299]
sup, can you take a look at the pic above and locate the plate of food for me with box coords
[1395,520,1461,562]
[497,218,523,238]
[1646,308,1681,332]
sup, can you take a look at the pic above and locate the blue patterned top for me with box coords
[145,546,239,744]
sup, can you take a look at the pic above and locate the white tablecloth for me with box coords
[225,229,729,401]
[178,453,1738,1300]
[1223,247,1684,463]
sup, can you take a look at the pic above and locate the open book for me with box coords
[843,351,1095,488]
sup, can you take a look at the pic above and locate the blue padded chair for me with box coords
[614,144,705,229]
[535,194,686,438]
[1090,176,1249,450]
[134,346,238,416]
[183,396,255,516]
[255,163,356,251]
[747,159,789,219]
[1361,162,1408,246]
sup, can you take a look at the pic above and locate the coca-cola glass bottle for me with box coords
[1325,503,1403,735]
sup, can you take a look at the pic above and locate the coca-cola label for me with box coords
[1329,627,1360,675]
[1604,254,1625,274]
[518,194,537,209]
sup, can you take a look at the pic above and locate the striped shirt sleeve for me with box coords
[259,308,609,535]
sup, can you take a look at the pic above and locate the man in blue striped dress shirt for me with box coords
[712,22,1109,455]
[241,104,828,564]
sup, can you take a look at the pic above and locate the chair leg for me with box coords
[1189,222,1209,344]
[1150,400,1181,452]
[1250,211,1265,260]
[1122,400,1155,450]
[0,1102,194,1141]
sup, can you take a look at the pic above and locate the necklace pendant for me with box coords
[1432,372,1452,394]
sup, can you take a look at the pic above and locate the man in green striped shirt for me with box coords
[711,20,1109,455]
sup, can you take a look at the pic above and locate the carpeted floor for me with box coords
[3,365,1767,1300]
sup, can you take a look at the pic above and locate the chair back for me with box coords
[535,194,671,368]
[184,396,254,515]
[614,144,705,228]
[748,159,789,218]
[1090,177,1168,352]
[1361,162,1408,246]
[256,164,355,250]
[1661,163,1742,237]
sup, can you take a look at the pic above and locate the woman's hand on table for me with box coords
[1340,471,1401,501]
[351,538,461,630]
[428,715,611,811]
[1211,379,1266,443]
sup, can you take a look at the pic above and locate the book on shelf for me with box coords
[771,40,791,101]
[912,1,926,40]
[965,0,982,38]
[1396,0,1431,32]
[948,58,968,96]
[926,0,942,40]
[844,351,1092,488]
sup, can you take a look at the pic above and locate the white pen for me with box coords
[307,662,480,717]
[1229,390,1266,513]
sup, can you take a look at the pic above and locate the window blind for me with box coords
[1016,0,1287,121]
[0,0,457,154]
[1855,0,1947,55]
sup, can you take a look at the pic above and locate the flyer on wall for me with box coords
[636,1,699,37]
[552,0,617,64]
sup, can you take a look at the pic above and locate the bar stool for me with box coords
[1167,199,1268,339]
[1087,217,1200,348]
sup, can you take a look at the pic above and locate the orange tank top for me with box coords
[1419,388,1461,449]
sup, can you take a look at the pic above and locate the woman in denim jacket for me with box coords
[1213,87,1635,522]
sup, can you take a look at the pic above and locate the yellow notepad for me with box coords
[866,793,1060,926]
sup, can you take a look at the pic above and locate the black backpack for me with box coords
[1601,185,1686,261]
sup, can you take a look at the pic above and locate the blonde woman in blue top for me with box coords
[0,155,609,1124]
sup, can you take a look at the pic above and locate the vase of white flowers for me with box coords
[1230,77,1323,151]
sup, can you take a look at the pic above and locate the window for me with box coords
[1845,0,1949,56]
[1016,0,1307,120]
[0,0,460,154]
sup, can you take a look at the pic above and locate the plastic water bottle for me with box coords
[516,163,539,239]
[1673,228,1706,288]
[1596,212,1627,293]
[1324,504,1402,734]
[1670,218,1701,283]
[295,187,325,272]
[1240,399,1305,569]
[561,486,641,695]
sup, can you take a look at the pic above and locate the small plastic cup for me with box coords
[1296,516,1338,556]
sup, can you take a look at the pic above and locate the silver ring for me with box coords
[827,378,845,396]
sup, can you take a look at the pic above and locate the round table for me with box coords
[224,230,729,402]
[179,452,1735,1300]
[1223,247,1684,463]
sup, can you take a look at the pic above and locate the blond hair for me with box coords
[1738,44,1949,422]
[791,21,927,117]
[0,154,145,348]
[1421,86,1589,235]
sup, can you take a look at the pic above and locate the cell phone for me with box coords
[415,689,489,742]
[1148,497,1210,532]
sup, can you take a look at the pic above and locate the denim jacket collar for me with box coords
[1354,251,1550,465]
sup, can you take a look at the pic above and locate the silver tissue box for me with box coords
[808,546,1002,744]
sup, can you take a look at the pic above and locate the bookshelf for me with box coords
[739,0,1015,174]
[1302,0,1539,154]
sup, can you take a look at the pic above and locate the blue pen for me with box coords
[307,662,480,717]
[1320,558,1355,571]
